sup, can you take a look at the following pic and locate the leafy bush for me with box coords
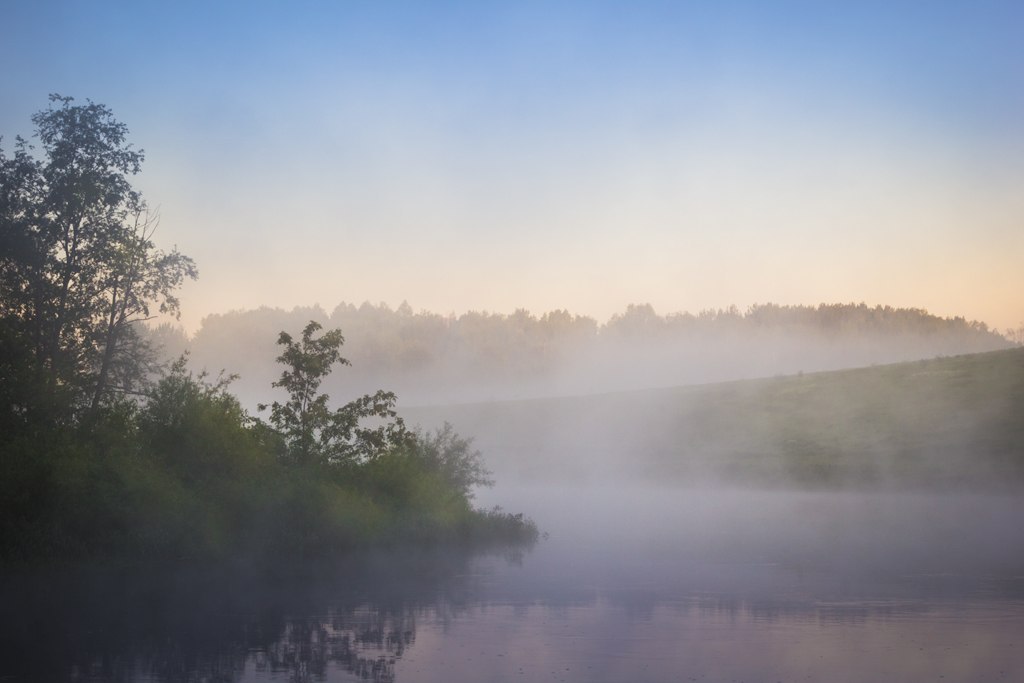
[405,422,493,500]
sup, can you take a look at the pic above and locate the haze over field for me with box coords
[2,1,1022,336]
[150,301,1012,408]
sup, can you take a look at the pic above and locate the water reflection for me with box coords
[252,609,412,683]
[3,489,1024,682]
[0,550,488,683]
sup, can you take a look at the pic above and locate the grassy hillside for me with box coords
[402,348,1024,490]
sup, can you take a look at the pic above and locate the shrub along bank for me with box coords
[0,327,537,564]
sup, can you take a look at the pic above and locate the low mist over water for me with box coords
[4,2,1023,680]
[4,486,1022,682]
[5,299,1021,680]
[4,324,1022,680]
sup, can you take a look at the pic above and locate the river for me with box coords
[2,486,1022,682]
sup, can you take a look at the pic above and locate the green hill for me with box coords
[402,348,1024,490]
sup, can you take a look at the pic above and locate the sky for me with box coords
[2,0,1022,334]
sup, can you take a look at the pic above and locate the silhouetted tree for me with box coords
[0,95,196,420]
[260,321,408,466]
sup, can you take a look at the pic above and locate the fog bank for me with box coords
[147,302,1011,410]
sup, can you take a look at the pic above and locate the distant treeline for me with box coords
[154,302,1011,406]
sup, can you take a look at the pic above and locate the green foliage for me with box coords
[0,98,536,565]
[0,341,536,563]
[262,321,347,464]
[139,357,262,485]
[465,506,541,545]
[409,347,1024,491]
[0,95,197,418]
[259,321,408,466]
[405,422,493,500]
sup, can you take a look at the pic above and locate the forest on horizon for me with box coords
[149,301,1014,407]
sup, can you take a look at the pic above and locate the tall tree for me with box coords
[0,95,196,420]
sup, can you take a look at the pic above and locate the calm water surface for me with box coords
[2,487,1023,682]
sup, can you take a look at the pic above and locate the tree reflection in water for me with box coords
[253,609,414,683]
[3,513,1024,683]
[0,548,512,683]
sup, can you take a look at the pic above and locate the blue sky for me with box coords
[2,1,1022,332]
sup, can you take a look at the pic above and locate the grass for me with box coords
[403,347,1024,491]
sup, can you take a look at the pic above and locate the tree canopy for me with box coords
[1,97,534,563]
[1,94,196,424]
[260,321,409,466]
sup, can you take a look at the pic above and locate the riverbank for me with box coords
[0,365,538,564]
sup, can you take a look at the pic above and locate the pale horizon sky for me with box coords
[2,1,1022,334]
